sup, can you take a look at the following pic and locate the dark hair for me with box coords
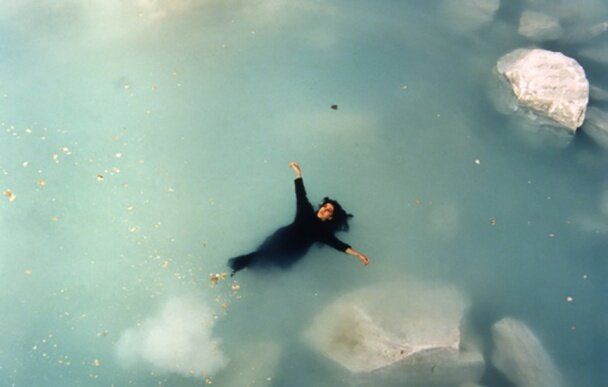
[319,197,353,232]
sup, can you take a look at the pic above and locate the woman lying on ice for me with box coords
[228,162,370,276]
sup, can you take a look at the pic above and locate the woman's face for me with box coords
[316,202,334,221]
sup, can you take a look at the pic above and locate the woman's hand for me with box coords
[345,248,370,266]
[289,161,302,178]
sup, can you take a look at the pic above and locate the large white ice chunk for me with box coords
[116,297,228,378]
[518,11,562,41]
[496,48,589,131]
[303,280,484,386]
[491,318,562,387]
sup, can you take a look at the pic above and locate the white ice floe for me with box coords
[518,11,562,41]
[303,280,484,386]
[491,318,562,387]
[496,48,589,131]
[116,296,228,378]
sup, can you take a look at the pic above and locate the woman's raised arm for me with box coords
[289,161,302,178]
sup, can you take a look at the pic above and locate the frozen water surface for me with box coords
[0,1,607,386]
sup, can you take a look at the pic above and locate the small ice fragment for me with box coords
[582,274,588,279]
[24,269,32,275]
[566,296,573,302]
[22,161,29,167]
[475,159,481,165]
[115,153,122,158]
[93,359,100,367]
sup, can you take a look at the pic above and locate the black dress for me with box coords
[228,178,350,274]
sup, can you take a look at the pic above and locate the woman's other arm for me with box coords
[345,247,370,265]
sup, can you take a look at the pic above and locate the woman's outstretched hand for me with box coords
[345,247,370,266]
[289,161,302,178]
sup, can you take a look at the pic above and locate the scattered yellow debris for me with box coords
[3,189,15,202]
[209,273,229,286]
[209,274,221,285]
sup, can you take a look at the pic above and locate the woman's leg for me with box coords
[228,252,258,276]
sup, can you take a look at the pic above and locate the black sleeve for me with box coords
[321,233,351,252]
[295,178,313,216]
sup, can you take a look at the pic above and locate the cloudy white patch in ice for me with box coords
[116,296,228,378]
